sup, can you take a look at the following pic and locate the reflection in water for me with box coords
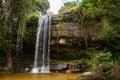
[33,74,37,80]
[0,73,79,80]
[32,74,50,80]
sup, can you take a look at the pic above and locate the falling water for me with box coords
[31,15,52,73]
[68,22,75,37]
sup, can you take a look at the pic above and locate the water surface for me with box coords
[0,73,79,80]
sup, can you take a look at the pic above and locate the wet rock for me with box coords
[66,69,80,74]
[67,62,87,73]
[77,62,87,72]
[50,62,87,73]
[15,64,33,72]
[50,64,68,71]
[24,67,29,72]
[66,70,72,74]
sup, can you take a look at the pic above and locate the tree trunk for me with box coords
[4,19,13,71]
[16,14,25,57]
[84,23,88,52]
[5,49,12,71]
[16,28,23,57]
[77,9,83,50]
[2,0,13,71]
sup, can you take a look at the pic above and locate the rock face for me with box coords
[50,62,87,73]
[53,14,63,21]
[51,14,103,61]
[66,63,87,73]
[14,62,86,73]
[50,64,68,71]
[52,23,79,38]
[51,21,102,40]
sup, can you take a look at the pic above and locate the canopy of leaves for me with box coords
[59,2,78,14]
[71,0,120,37]
[36,0,50,14]
[24,12,39,44]
[0,0,50,62]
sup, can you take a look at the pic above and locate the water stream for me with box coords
[31,15,52,73]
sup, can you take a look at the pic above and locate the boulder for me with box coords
[50,63,68,71]
[66,70,72,74]
[77,72,96,80]
[77,62,87,72]
[50,62,87,73]
[78,72,102,80]
[67,62,87,73]
[65,69,80,74]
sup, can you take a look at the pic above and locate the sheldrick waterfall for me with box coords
[31,15,52,73]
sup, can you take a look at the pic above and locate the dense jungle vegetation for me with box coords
[0,0,120,74]
[0,0,49,71]
[58,0,120,74]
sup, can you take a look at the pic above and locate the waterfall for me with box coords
[68,23,75,37]
[31,15,52,73]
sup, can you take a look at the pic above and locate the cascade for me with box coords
[31,15,52,73]
[68,22,75,37]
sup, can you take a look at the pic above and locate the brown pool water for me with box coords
[0,73,79,80]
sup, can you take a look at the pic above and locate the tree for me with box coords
[59,2,77,13]
[36,0,50,14]
[80,0,120,37]
[14,0,37,57]
[0,0,50,71]
[81,0,120,54]
[0,0,37,71]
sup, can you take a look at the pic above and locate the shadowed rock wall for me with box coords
[50,14,103,59]
[51,21,102,42]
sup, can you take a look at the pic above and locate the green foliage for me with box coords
[93,52,114,66]
[80,58,93,69]
[24,12,39,44]
[0,0,49,70]
[27,12,40,20]
[113,52,120,61]
[70,5,80,12]
[71,0,120,23]
[81,0,98,9]
[101,24,120,38]
[59,2,78,13]
[0,0,49,50]
[36,0,50,13]
[99,0,120,23]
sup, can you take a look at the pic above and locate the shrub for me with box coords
[93,52,114,66]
